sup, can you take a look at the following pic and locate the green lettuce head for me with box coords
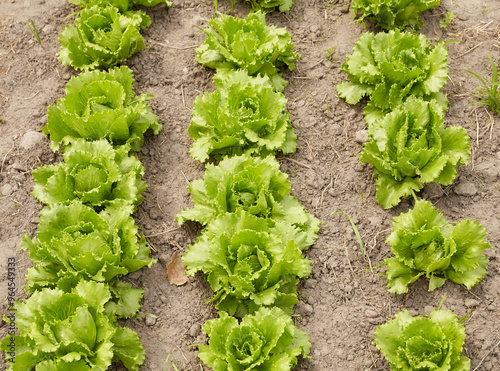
[0,280,145,371]
[32,140,146,209]
[183,210,311,317]
[195,11,300,92]
[199,307,311,370]
[176,154,319,249]
[350,0,441,31]
[69,0,172,12]
[242,0,295,12]
[22,201,155,318]
[44,66,161,152]
[58,5,149,71]
[375,308,470,370]
[360,97,469,209]
[336,30,448,124]
[384,200,491,294]
[189,70,296,162]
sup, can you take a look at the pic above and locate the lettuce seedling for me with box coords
[183,210,311,317]
[58,5,149,71]
[32,139,146,209]
[360,97,469,208]
[176,154,319,249]
[44,66,161,152]
[199,307,311,370]
[0,280,145,370]
[337,30,448,125]
[383,199,491,294]
[195,11,300,92]
[375,307,470,370]
[350,0,441,31]
[189,70,296,162]
[22,201,155,318]
[69,0,172,12]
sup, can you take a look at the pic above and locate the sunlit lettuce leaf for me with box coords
[375,308,470,370]
[183,210,311,317]
[189,70,296,162]
[199,307,310,370]
[21,201,155,318]
[176,154,319,249]
[195,11,300,92]
[351,0,441,31]
[32,139,146,209]
[360,97,469,208]
[242,0,295,12]
[383,200,490,294]
[337,30,448,114]
[0,281,145,371]
[44,66,161,152]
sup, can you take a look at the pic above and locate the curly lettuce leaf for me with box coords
[69,0,172,12]
[243,0,295,12]
[189,70,296,162]
[44,66,161,152]
[195,11,300,92]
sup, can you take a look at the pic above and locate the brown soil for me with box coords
[1,0,499,370]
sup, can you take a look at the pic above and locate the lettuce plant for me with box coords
[32,139,146,209]
[242,0,295,12]
[189,70,296,162]
[336,30,448,125]
[58,5,149,71]
[199,307,311,370]
[350,0,441,31]
[44,66,161,152]
[176,154,319,248]
[0,280,145,370]
[383,200,491,294]
[69,0,172,11]
[183,210,311,317]
[375,308,470,370]
[195,11,300,92]
[21,201,155,318]
[360,97,470,209]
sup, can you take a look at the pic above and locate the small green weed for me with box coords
[27,20,41,45]
[464,54,500,116]
[439,12,454,31]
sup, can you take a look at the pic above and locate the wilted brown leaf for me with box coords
[166,251,188,286]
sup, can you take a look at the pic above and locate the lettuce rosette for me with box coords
[21,201,155,318]
[242,0,295,12]
[384,200,491,294]
[375,308,470,370]
[195,11,300,92]
[360,97,470,209]
[69,0,172,11]
[32,140,146,209]
[44,66,161,152]
[176,154,319,249]
[0,280,145,371]
[199,307,311,370]
[336,30,448,125]
[183,210,311,317]
[58,5,149,71]
[351,0,440,31]
[189,70,296,162]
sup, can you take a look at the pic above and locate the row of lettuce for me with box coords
[174,10,321,369]
[336,2,492,369]
[1,0,169,370]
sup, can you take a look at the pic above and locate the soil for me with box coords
[1,0,500,370]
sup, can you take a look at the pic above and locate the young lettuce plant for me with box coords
[199,307,311,370]
[383,199,491,294]
[241,0,295,12]
[58,5,149,71]
[0,280,145,371]
[69,0,172,11]
[189,70,296,162]
[176,154,320,249]
[21,201,155,318]
[195,11,300,92]
[32,139,146,209]
[336,30,448,125]
[375,302,470,370]
[183,210,312,317]
[350,0,441,31]
[360,97,470,209]
[44,66,161,152]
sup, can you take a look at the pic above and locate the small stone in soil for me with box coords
[189,323,201,337]
[454,181,477,197]
[354,130,368,143]
[297,301,314,317]
[1,183,13,196]
[364,309,378,318]
[19,130,46,150]
[145,315,157,326]
[465,298,480,308]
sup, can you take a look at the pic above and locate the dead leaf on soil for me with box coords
[166,251,188,286]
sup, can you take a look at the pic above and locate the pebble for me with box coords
[1,183,13,196]
[145,315,157,326]
[297,301,314,317]
[189,323,201,337]
[475,161,500,183]
[354,130,368,144]
[304,278,317,289]
[11,161,25,171]
[454,181,477,197]
[465,298,480,308]
[364,309,379,318]
[423,183,444,199]
[19,131,46,150]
